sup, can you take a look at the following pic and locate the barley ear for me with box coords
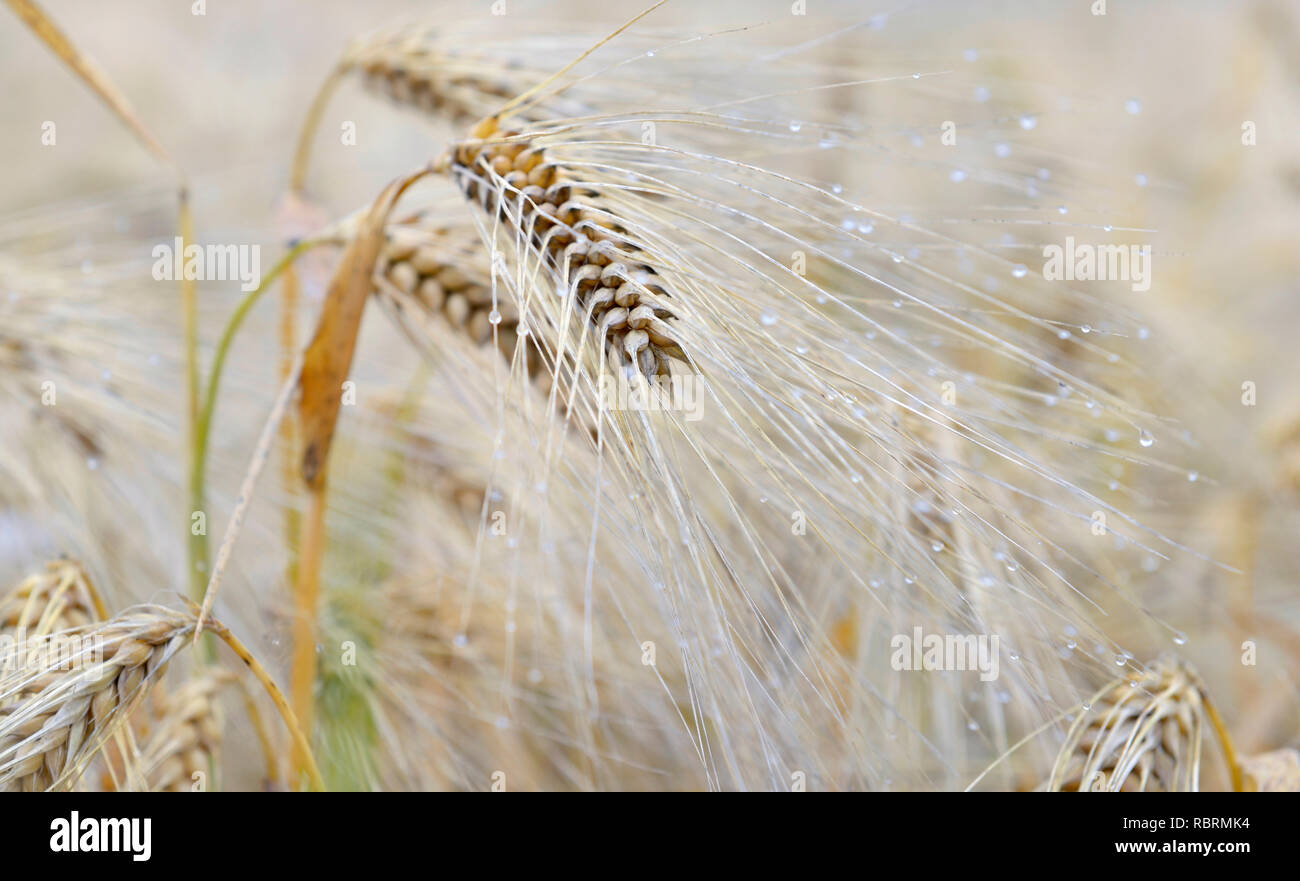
[1045,659,1238,792]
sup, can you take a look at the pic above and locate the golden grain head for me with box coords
[1047,658,1217,792]
[340,29,523,127]
[371,215,529,360]
[443,117,684,380]
[0,605,192,792]
[138,671,234,792]
[0,559,107,637]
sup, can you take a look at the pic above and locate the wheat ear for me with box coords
[1046,658,1240,792]
[0,559,108,638]
[320,211,522,362]
[0,605,324,791]
[292,27,542,195]
[439,116,684,379]
[339,31,519,127]
[0,605,190,791]
[137,671,234,791]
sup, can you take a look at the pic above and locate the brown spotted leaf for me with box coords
[297,168,432,490]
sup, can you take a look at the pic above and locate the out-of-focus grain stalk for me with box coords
[286,166,435,784]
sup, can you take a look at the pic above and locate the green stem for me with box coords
[188,240,323,636]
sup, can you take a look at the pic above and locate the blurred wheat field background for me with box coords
[0,0,1297,792]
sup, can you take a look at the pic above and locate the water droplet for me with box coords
[1019,115,1037,130]
[950,169,967,183]
[1081,701,1091,711]
[1103,224,1114,232]
[453,633,469,648]
[974,85,991,103]
[963,48,979,62]
[488,309,502,325]
[1187,471,1198,482]
[1008,651,1020,661]
[760,310,778,327]
[994,142,1011,158]
[1011,263,1028,278]
[912,72,921,80]
[1124,98,1142,115]
[931,541,944,553]
[1137,326,1150,340]
[789,121,802,133]
[1135,173,1148,187]
[1115,654,1127,666]
[1138,429,1154,447]
[1080,324,1091,334]
[967,720,979,731]
[87,457,100,470]
[645,49,655,57]
[1173,631,1188,646]
[1066,640,1077,650]
[1057,205,1069,215]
